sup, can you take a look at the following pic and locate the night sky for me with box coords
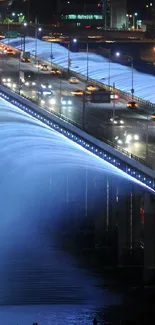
[12,0,148,22]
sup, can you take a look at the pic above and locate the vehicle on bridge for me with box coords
[41,82,52,89]
[51,68,61,75]
[38,88,56,106]
[21,51,31,63]
[110,93,119,101]
[86,84,98,92]
[40,64,50,71]
[7,48,15,55]
[127,101,138,109]
[61,96,72,106]
[71,89,83,96]
[69,77,79,84]
[110,116,124,125]
[115,131,139,146]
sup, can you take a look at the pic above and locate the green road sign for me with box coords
[5,31,19,38]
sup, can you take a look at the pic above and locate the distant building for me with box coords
[59,0,127,29]
[110,0,127,29]
[103,0,127,29]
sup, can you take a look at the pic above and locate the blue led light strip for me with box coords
[0,90,154,191]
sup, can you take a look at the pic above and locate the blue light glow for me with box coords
[0,96,151,306]
[3,37,155,103]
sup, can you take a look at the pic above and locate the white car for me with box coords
[61,97,72,105]
[69,77,79,84]
[110,116,124,125]
[41,82,52,89]
[24,81,36,87]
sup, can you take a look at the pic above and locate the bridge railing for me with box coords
[17,92,155,170]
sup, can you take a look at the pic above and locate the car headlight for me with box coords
[7,82,11,87]
[120,120,124,124]
[118,140,123,144]
[68,100,72,105]
[41,100,45,104]
[48,85,52,89]
[12,84,16,88]
[126,134,132,141]
[32,82,36,86]
[2,78,6,82]
[41,84,46,88]
[7,78,11,82]
[134,135,139,140]
[114,121,117,124]
[25,82,29,86]
[50,98,56,105]
[62,100,66,105]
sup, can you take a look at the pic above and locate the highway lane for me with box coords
[1,53,155,165]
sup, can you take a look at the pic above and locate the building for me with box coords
[60,0,127,29]
[110,0,127,29]
[103,0,127,29]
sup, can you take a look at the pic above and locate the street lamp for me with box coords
[117,52,134,99]
[133,12,138,29]
[108,51,120,87]
[68,38,77,75]
[115,52,120,57]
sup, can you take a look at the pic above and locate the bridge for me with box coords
[0,37,155,297]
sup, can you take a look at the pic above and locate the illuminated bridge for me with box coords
[3,37,155,103]
[0,79,155,307]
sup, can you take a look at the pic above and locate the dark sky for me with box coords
[13,0,147,22]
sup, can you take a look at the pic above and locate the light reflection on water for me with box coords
[0,304,121,325]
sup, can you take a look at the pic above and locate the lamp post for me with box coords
[18,52,21,95]
[23,19,42,64]
[82,39,89,129]
[116,52,134,99]
[133,12,138,29]
[112,82,116,142]
[51,40,53,68]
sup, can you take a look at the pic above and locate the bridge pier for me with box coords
[94,175,109,247]
[143,192,155,283]
[117,182,132,265]
[132,187,142,264]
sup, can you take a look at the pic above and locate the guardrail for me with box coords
[2,41,155,170]
[10,87,155,171]
[39,54,155,113]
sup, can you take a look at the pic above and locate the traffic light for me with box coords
[97,3,101,7]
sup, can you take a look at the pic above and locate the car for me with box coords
[7,49,15,55]
[152,113,155,120]
[127,101,138,109]
[41,82,52,89]
[51,68,61,75]
[24,81,36,87]
[69,77,79,84]
[40,64,50,71]
[86,84,98,92]
[110,116,124,125]
[110,93,119,100]
[2,77,11,84]
[115,132,139,146]
[71,89,83,96]
[61,97,72,105]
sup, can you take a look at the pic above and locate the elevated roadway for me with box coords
[1,52,155,167]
